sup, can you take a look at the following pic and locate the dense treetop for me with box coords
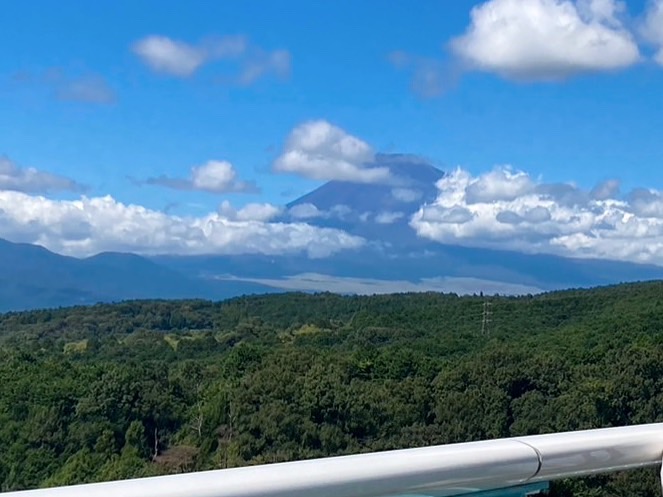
[1,282,663,495]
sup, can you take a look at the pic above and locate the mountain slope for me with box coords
[288,153,443,212]
[283,153,444,248]
[0,239,273,312]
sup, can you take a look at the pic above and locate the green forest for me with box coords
[1,282,663,496]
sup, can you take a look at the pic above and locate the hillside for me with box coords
[0,238,275,312]
[1,282,663,494]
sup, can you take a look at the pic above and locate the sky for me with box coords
[2,0,663,263]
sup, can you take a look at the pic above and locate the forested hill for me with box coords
[2,282,663,495]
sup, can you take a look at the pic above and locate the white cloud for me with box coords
[591,179,620,200]
[0,157,84,194]
[146,160,258,194]
[0,191,364,259]
[192,161,237,191]
[450,0,641,81]
[132,35,240,76]
[218,200,282,222]
[465,167,535,203]
[288,203,322,220]
[135,37,201,75]
[132,34,292,82]
[273,120,390,183]
[237,49,292,85]
[628,188,663,218]
[419,205,475,224]
[641,0,663,65]
[287,203,354,221]
[329,204,352,219]
[375,211,405,224]
[411,166,663,265]
[392,187,423,203]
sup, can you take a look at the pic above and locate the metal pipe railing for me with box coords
[4,423,663,497]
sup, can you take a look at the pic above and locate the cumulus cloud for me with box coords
[287,203,355,221]
[392,187,423,203]
[273,120,390,184]
[132,34,291,82]
[591,179,621,200]
[0,191,364,258]
[375,211,405,224]
[288,203,323,220]
[329,204,353,219]
[0,157,85,194]
[450,0,641,81]
[411,166,663,265]
[641,0,663,64]
[465,167,535,203]
[419,205,475,224]
[628,188,663,218]
[218,200,282,222]
[145,160,258,194]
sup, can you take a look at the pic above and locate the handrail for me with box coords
[4,423,663,497]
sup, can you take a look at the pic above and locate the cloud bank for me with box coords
[0,191,364,259]
[411,166,663,264]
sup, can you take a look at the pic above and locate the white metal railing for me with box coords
[3,423,663,497]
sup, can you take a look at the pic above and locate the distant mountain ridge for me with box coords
[0,239,273,312]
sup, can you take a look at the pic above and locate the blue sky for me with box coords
[2,0,663,263]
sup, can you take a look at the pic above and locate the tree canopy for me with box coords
[1,282,663,495]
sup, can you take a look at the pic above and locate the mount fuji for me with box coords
[283,154,442,249]
[157,154,663,296]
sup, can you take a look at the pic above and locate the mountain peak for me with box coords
[287,154,443,210]
[373,153,444,184]
[283,154,444,248]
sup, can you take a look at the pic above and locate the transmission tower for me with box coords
[480,301,492,335]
